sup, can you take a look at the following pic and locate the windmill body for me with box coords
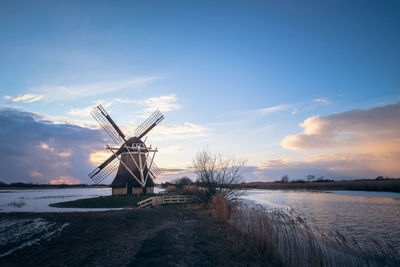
[111,137,155,195]
[88,105,164,195]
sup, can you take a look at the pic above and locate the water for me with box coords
[242,189,400,258]
[0,187,164,212]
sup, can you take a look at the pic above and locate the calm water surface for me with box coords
[0,187,164,212]
[242,189,400,258]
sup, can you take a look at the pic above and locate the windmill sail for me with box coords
[91,105,126,145]
[88,154,120,184]
[147,157,161,178]
[134,110,164,139]
[87,105,164,191]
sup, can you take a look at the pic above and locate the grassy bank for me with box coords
[0,205,267,267]
[49,194,154,208]
[242,179,400,192]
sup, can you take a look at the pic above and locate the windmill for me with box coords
[88,104,164,195]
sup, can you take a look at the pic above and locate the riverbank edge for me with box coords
[241,179,400,192]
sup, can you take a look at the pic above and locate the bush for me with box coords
[192,149,246,205]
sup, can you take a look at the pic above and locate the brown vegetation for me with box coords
[242,179,400,192]
[208,195,397,266]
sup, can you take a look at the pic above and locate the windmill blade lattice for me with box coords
[147,157,161,178]
[134,110,164,139]
[88,156,120,184]
[91,105,126,145]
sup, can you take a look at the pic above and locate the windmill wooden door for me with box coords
[126,182,132,195]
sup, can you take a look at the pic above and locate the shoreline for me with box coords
[241,179,400,193]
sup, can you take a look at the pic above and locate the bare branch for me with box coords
[192,149,246,204]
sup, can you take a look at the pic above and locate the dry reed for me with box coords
[210,197,396,266]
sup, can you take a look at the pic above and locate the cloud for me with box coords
[39,142,54,151]
[282,102,400,151]
[313,98,330,104]
[67,94,180,119]
[147,123,208,140]
[57,151,72,158]
[49,176,82,185]
[163,146,186,153]
[257,104,290,115]
[32,76,163,101]
[0,108,105,184]
[157,168,193,182]
[68,100,113,117]
[274,102,400,179]
[29,170,44,178]
[89,150,112,167]
[138,94,181,113]
[257,157,291,169]
[252,151,400,181]
[4,94,44,103]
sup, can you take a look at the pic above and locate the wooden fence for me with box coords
[137,195,194,208]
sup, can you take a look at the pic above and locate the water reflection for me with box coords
[242,190,400,258]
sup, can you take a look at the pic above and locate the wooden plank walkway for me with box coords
[137,195,194,208]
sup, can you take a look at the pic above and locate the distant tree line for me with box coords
[274,175,334,184]
[0,182,109,188]
[272,175,399,184]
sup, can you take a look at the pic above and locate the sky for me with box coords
[0,0,399,184]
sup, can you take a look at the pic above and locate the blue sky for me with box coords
[0,0,399,184]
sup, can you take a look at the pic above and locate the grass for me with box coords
[0,205,268,267]
[49,194,155,208]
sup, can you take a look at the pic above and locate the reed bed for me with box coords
[211,196,396,266]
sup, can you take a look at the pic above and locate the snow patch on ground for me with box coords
[0,218,69,257]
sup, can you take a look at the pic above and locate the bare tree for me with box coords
[307,174,315,183]
[280,175,289,183]
[192,149,246,204]
[172,176,194,192]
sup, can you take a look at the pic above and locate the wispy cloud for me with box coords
[257,104,290,115]
[49,176,82,185]
[4,94,44,103]
[39,142,54,151]
[29,170,44,178]
[68,100,113,117]
[68,94,180,119]
[313,98,330,104]
[146,123,208,140]
[34,76,163,101]
[138,94,181,113]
